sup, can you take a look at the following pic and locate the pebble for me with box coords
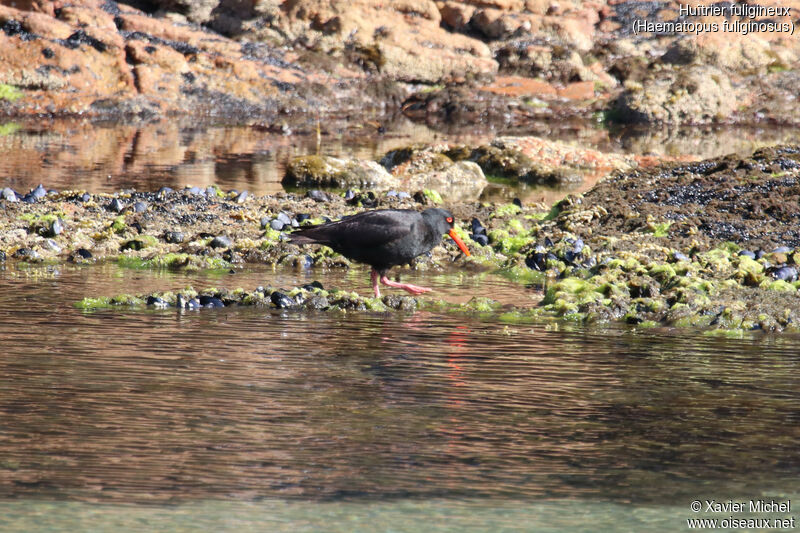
[186,298,200,309]
[0,250,5,261]
[43,239,61,252]
[187,186,204,196]
[738,250,756,259]
[270,219,285,231]
[260,216,271,229]
[271,291,294,309]
[397,191,411,199]
[108,198,125,212]
[80,193,91,202]
[235,190,248,203]
[164,231,184,244]
[76,248,93,259]
[512,197,522,207]
[471,218,486,236]
[307,190,332,203]
[206,186,218,197]
[31,184,47,199]
[771,246,792,254]
[199,295,225,308]
[47,218,64,237]
[673,251,690,262]
[21,194,36,204]
[343,190,356,201]
[296,213,311,223]
[525,244,548,271]
[2,187,17,202]
[146,296,169,308]
[386,190,398,197]
[157,186,173,196]
[771,266,798,282]
[470,233,489,246]
[301,281,324,291]
[133,201,147,213]
[544,237,554,248]
[277,212,292,225]
[12,247,39,260]
[209,236,232,248]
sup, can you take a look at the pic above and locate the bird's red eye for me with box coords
[446,217,453,224]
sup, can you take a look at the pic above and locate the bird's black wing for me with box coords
[290,209,414,248]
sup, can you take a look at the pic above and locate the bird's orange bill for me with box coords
[448,229,471,257]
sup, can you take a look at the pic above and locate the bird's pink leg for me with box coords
[380,275,432,296]
[371,269,381,298]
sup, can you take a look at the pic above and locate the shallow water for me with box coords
[1,264,799,532]
[2,118,800,205]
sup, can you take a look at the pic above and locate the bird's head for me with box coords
[422,208,471,257]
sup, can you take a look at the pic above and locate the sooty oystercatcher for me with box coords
[290,208,471,297]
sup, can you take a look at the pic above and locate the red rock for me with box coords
[480,75,558,97]
[557,80,595,99]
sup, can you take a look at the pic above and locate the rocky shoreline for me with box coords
[4,143,800,333]
[1,1,799,126]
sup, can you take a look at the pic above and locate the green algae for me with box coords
[117,253,231,271]
[493,203,522,217]
[0,84,22,102]
[422,189,442,204]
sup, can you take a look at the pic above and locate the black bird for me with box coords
[290,208,471,297]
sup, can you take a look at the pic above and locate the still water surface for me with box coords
[1,264,798,532]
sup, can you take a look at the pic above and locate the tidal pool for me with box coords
[0,263,798,532]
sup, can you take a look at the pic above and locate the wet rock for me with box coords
[296,213,311,223]
[76,248,93,259]
[525,244,548,271]
[306,189,333,203]
[471,233,489,246]
[209,236,232,248]
[199,295,225,307]
[301,281,324,291]
[31,184,47,199]
[164,231,184,244]
[471,218,487,236]
[738,250,756,259]
[512,198,522,208]
[40,217,64,237]
[12,247,40,260]
[270,219,285,231]
[133,201,148,213]
[108,198,126,212]
[2,187,17,202]
[270,291,295,309]
[276,212,292,226]
[771,266,798,282]
[283,155,394,189]
[146,296,169,308]
[305,295,329,310]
